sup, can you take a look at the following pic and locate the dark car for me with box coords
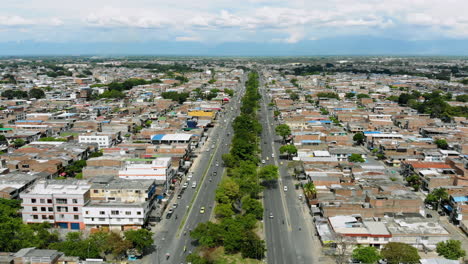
[426,213,433,218]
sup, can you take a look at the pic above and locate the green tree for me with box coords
[215,178,240,204]
[357,93,371,99]
[303,182,316,199]
[241,196,263,219]
[12,138,25,148]
[190,222,224,248]
[258,165,279,183]
[29,88,45,99]
[279,144,298,159]
[214,203,235,219]
[221,153,237,168]
[353,132,365,145]
[381,242,420,264]
[435,139,449,150]
[240,231,266,259]
[345,92,356,98]
[352,246,381,264]
[425,188,449,210]
[275,124,291,143]
[436,240,466,260]
[124,229,153,251]
[99,89,125,99]
[348,153,365,163]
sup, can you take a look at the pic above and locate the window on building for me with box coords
[48,215,54,220]
[137,211,142,215]
[40,207,46,212]
[73,207,79,212]
[111,210,119,215]
[41,215,47,220]
[108,197,115,201]
[60,214,64,218]
[47,199,52,203]
[99,211,105,215]
[48,207,53,212]
[374,237,379,241]
[56,198,67,204]
[31,199,36,203]
[33,215,38,219]
[57,206,68,212]
[74,215,79,220]
[40,199,45,203]
[72,199,78,203]
[125,211,131,215]
[99,218,105,221]
[93,190,99,193]
[384,237,389,241]
[85,211,89,215]
[32,207,38,211]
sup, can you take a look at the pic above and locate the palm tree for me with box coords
[303,182,317,200]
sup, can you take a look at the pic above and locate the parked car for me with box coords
[262,160,266,164]
[200,207,205,214]
[283,186,288,192]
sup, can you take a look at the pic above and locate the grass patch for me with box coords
[205,247,263,264]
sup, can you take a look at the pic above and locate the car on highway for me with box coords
[269,212,273,219]
[261,159,266,164]
[271,153,275,157]
[216,162,219,166]
[211,145,215,149]
[177,193,182,199]
[200,207,205,214]
[192,181,197,188]
[182,182,188,189]
[187,173,193,181]
[166,209,174,219]
[283,186,288,192]
[213,171,217,176]
[172,203,178,209]
[264,141,267,144]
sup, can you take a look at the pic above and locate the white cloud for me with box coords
[1,0,468,42]
[175,36,201,42]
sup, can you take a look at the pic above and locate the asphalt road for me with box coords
[145,76,246,264]
[259,74,317,264]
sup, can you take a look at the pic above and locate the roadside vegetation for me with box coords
[189,72,266,263]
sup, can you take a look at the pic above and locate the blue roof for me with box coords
[444,204,453,212]
[302,140,322,143]
[17,120,43,123]
[101,120,111,123]
[307,120,332,124]
[151,134,165,140]
[334,108,356,110]
[364,131,382,135]
[452,196,468,203]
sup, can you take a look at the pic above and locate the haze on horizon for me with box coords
[1,0,468,55]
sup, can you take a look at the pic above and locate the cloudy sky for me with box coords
[1,0,468,55]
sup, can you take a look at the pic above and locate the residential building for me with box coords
[20,180,91,230]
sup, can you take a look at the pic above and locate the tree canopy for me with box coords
[352,246,381,264]
[436,240,466,260]
[381,242,420,264]
[275,124,291,142]
[353,132,365,145]
[348,153,365,163]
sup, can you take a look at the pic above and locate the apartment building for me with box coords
[78,132,118,148]
[20,180,91,230]
[82,177,157,231]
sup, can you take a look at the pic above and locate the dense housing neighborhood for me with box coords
[0,57,467,264]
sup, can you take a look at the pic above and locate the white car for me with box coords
[182,182,188,189]
[283,186,288,192]
[187,173,193,181]
[261,160,266,164]
[271,153,275,158]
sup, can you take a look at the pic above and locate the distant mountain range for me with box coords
[1,36,468,56]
